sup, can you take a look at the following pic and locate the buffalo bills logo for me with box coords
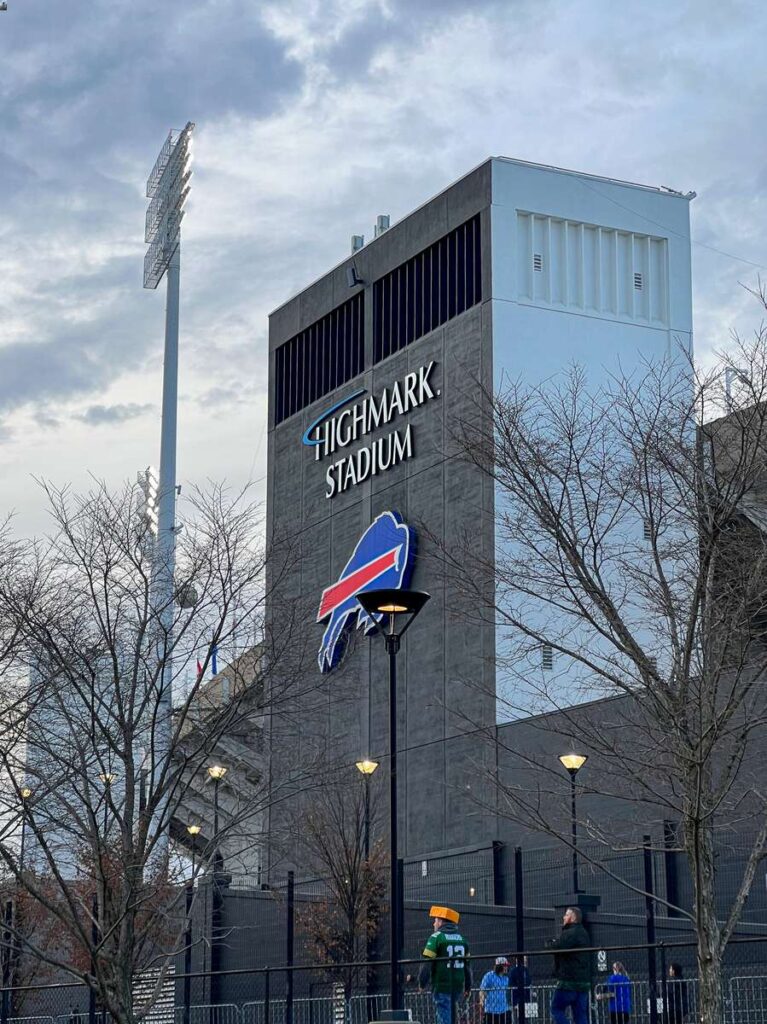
[317,510,415,673]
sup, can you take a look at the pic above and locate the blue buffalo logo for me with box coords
[316,510,415,673]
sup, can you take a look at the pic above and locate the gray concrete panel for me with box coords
[446,162,491,231]
[268,299,300,350]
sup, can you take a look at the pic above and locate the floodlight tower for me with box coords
[143,121,194,859]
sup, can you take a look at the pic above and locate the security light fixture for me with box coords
[346,264,364,288]
[356,759,379,776]
[20,787,32,801]
[207,764,227,781]
[187,824,202,836]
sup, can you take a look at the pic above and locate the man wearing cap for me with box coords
[480,957,510,1024]
[419,905,472,1024]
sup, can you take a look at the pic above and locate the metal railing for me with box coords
[99,976,767,1024]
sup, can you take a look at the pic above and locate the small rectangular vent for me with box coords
[533,253,544,272]
[648,656,658,671]
[643,519,652,541]
[634,272,643,290]
[542,644,554,671]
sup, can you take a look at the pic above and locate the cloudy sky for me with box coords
[1,0,765,535]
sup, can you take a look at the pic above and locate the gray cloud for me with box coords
[75,403,154,426]
[1,0,767,533]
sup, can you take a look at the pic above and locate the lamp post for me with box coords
[207,765,227,867]
[558,753,588,894]
[356,758,379,1009]
[186,824,201,876]
[356,759,379,862]
[99,772,117,841]
[183,824,200,1024]
[356,587,430,1014]
[19,788,31,872]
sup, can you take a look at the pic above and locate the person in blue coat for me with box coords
[479,957,511,1024]
[597,962,632,1024]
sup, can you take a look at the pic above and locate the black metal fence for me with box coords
[3,937,767,1024]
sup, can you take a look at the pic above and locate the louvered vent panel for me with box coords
[516,212,669,327]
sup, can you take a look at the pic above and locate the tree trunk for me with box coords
[696,940,724,1024]
[685,813,723,1024]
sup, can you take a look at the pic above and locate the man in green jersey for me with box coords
[419,905,472,1024]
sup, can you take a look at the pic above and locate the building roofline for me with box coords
[492,155,696,199]
[268,156,493,317]
[269,156,695,318]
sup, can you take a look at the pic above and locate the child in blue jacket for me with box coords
[597,962,632,1024]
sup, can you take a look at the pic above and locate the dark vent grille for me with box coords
[533,253,543,272]
[373,214,482,364]
[274,293,364,426]
[634,272,643,290]
[542,644,553,671]
[643,518,652,540]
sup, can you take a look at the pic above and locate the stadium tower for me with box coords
[264,157,693,880]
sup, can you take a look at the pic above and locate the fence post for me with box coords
[449,952,456,1024]
[88,892,98,1024]
[663,822,680,918]
[659,942,668,1022]
[286,872,294,1024]
[183,882,193,1024]
[1,898,12,1024]
[643,836,658,1024]
[264,967,270,1024]
[514,847,526,1024]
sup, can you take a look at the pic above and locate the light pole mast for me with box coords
[143,121,195,861]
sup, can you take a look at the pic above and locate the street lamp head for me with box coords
[99,772,118,785]
[356,759,379,776]
[559,753,588,776]
[187,824,202,836]
[208,764,227,781]
[20,787,32,801]
[355,588,430,639]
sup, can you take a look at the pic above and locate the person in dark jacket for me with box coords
[549,907,592,1024]
[663,964,689,1024]
[508,956,532,1021]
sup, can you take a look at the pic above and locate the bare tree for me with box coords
[297,780,386,1000]
[440,307,767,1024]
[0,479,318,1024]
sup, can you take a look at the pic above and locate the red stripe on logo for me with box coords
[317,548,399,622]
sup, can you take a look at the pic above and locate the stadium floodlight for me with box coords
[137,466,159,537]
[143,121,194,291]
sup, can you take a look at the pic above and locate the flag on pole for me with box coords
[211,645,218,676]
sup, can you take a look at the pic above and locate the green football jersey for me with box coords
[422,927,470,993]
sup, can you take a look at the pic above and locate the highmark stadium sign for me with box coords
[301,361,441,498]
